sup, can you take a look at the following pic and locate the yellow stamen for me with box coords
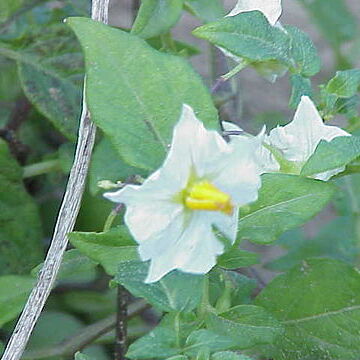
[184,180,234,215]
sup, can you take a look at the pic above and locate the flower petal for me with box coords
[104,184,183,243]
[267,96,351,163]
[144,212,224,283]
[227,0,282,26]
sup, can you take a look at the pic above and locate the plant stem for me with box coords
[103,204,124,232]
[211,61,248,93]
[22,159,61,178]
[115,285,129,360]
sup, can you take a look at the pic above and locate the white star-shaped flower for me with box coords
[105,105,262,283]
[266,96,351,180]
[227,0,282,26]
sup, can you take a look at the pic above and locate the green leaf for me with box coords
[89,138,147,196]
[301,136,360,178]
[0,25,84,140]
[184,330,236,356]
[256,258,360,360]
[298,0,357,48]
[217,248,259,269]
[285,26,320,77]
[115,260,204,312]
[69,227,138,276]
[206,305,284,350]
[67,17,218,171]
[166,356,189,360]
[0,0,23,23]
[238,174,336,244]
[0,140,43,274]
[127,313,199,359]
[131,0,184,39]
[267,217,358,271]
[0,275,34,327]
[193,11,291,64]
[185,0,225,23]
[127,324,179,359]
[289,74,312,109]
[212,352,253,360]
[326,69,360,98]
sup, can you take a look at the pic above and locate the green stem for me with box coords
[103,204,123,232]
[22,159,61,178]
[222,61,248,81]
[212,61,248,93]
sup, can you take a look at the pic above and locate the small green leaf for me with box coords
[289,74,312,109]
[285,26,320,77]
[206,305,284,350]
[115,260,204,312]
[69,227,138,276]
[127,313,198,359]
[67,17,218,171]
[217,248,259,269]
[0,140,43,274]
[184,330,236,356]
[0,275,34,327]
[185,0,225,23]
[256,258,360,359]
[301,136,360,178]
[127,324,180,359]
[238,174,335,244]
[193,11,291,64]
[131,0,184,39]
[326,69,360,98]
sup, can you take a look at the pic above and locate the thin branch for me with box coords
[22,300,149,360]
[1,1,110,359]
[115,286,129,360]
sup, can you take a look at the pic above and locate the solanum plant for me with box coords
[1,0,360,359]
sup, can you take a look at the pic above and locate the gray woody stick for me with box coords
[1,1,109,359]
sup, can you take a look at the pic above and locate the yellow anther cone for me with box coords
[185,181,234,215]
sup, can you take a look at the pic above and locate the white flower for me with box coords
[105,105,262,283]
[227,0,282,26]
[266,96,351,180]
[223,122,280,173]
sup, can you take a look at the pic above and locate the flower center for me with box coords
[184,180,234,215]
